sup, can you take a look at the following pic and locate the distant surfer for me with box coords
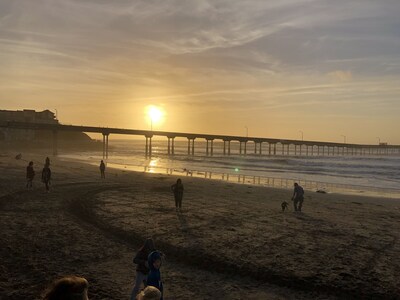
[292,182,304,212]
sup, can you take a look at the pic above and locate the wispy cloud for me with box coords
[1,0,400,142]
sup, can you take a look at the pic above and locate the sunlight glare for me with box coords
[146,105,164,124]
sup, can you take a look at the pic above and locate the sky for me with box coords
[1,0,399,144]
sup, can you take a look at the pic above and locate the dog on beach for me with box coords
[281,201,289,212]
[183,168,192,175]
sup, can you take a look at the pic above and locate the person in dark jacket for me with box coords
[292,182,304,212]
[100,160,106,179]
[146,251,163,300]
[26,161,35,188]
[130,238,156,300]
[171,178,184,211]
[42,164,52,192]
[45,156,50,167]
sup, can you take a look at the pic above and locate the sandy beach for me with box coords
[1,151,400,300]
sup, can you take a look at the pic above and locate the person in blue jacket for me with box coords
[146,251,164,300]
[130,238,156,300]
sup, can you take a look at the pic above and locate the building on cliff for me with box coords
[0,109,93,147]
[0,109,57,141]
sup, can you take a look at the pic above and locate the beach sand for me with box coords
[0,152,399,299]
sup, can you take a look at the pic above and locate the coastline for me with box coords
[58,152,400,199]
[1,151,400,299]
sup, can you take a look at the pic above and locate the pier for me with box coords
[1,121,399,158]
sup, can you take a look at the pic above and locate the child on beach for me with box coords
[42,275,89,300]
[171,178,184,211]
[146,250,164,300]
[136,286,161,300]
[26,161,35,188]
[130,238,156,300]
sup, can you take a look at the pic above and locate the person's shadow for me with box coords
[177,212,189,233]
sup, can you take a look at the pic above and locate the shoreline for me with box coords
[57,152,400,200]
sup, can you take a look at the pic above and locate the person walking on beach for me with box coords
[42,164,52,192]
[292,182,304,212]
[45,156,50,167]
[146,250,164,300]
[26,161,35,188]
[171,178,184,211]
[130,238,157,300]
[100,160,106,179]
[42,275,89,300]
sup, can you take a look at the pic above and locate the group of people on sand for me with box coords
[130,238,164,300]
[41,238,164,300]
[25,157,52,192]
[37,158,306,299]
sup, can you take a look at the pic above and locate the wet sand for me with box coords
[0,152,400,299]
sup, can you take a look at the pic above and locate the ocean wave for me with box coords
[70,143,400,191]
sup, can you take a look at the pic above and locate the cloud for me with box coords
[327,70,353,82]
[1,0,400,142]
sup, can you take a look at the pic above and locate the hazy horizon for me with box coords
[1,1,400,144]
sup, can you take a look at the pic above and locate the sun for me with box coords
[146,105,164,129]
[148,106,162,122]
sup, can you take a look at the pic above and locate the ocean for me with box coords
[60,139,400,198]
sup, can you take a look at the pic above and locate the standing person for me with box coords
[292,182,304,212]
[26,161,35,188]
[42,275,89,300]
[100,160,106,179]
[130,238,156,300]
[45,156,50,167]
[146,251,164,300]
[171,178,184,211]
[42,164,52,192]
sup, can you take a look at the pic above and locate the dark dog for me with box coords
[281,201,289,212]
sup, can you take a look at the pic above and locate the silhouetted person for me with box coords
[42,275,89,300]
[146,251,164,300]
[100,160,106,179]
[130,238,156,300]
[45,156,50,167]
[171,178,184,211]
[292,182,304,212]
[26,161,35,188]
[42,164,51,192]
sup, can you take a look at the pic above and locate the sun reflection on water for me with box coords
[147,158,158,173]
